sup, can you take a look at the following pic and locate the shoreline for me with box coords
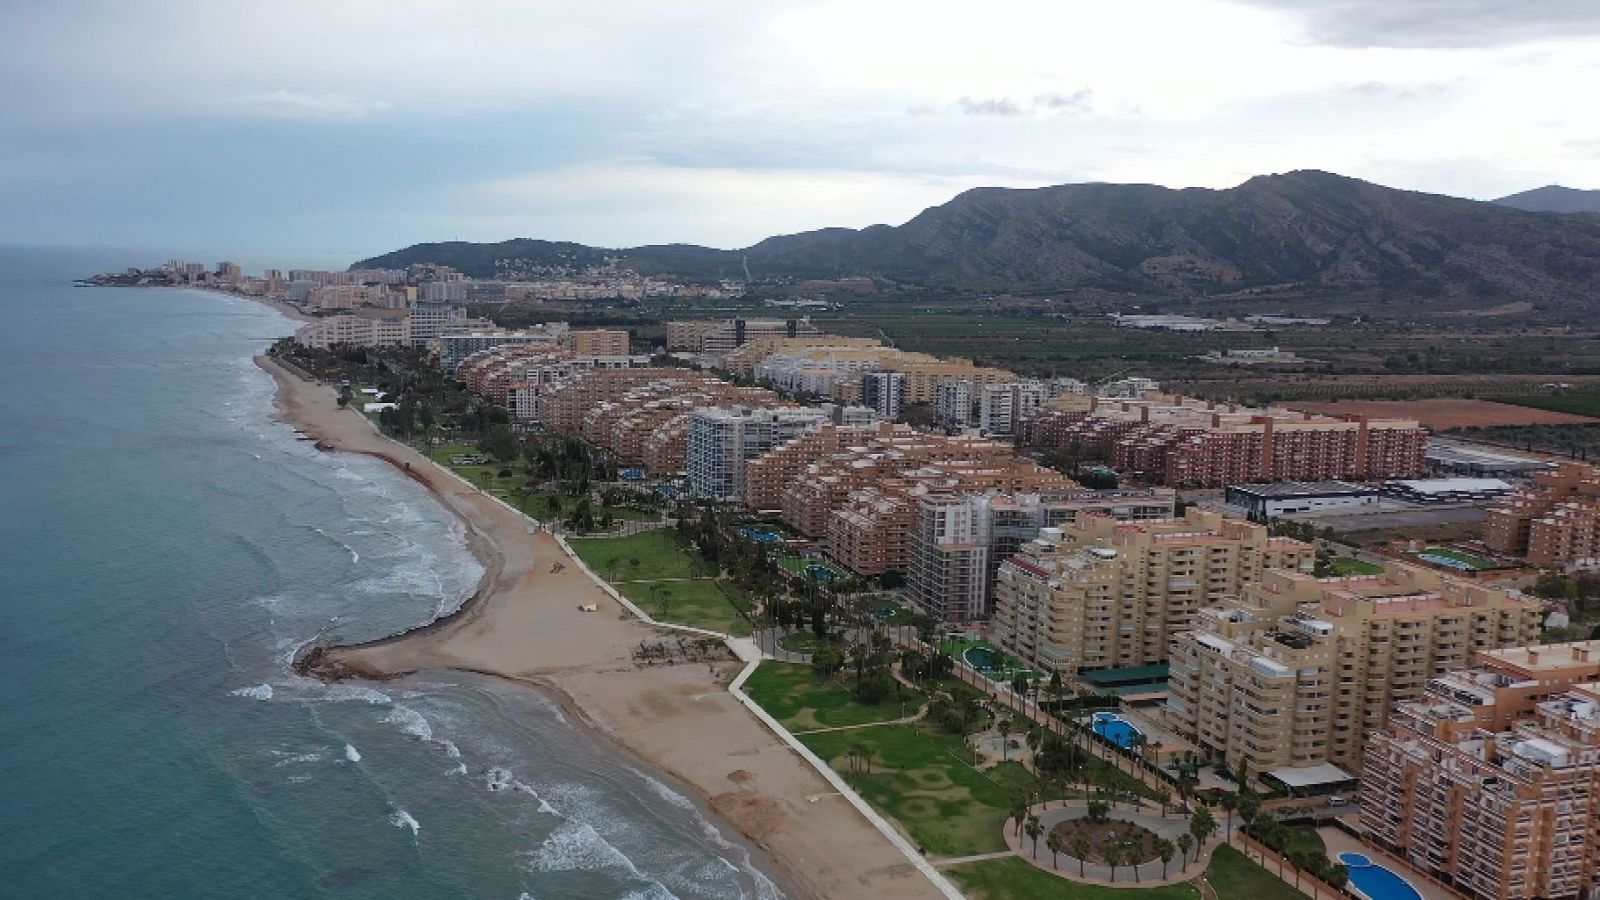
[256,354,944,900]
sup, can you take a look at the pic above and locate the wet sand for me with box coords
[260,355,943,900]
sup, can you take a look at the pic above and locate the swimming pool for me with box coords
[805,563,837,582]
[738,526,785,543]
[1091,712,1144,750]
[1339,852,1423,900]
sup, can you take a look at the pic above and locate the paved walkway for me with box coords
[1002,800,1222,887]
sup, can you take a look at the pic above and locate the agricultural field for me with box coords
[1497,394,1600,418]
[1287,398,1598,429]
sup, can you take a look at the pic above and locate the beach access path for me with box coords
[259,355,946,900]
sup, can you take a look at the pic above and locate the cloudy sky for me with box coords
[4,0,1598,266]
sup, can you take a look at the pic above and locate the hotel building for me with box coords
[1361,641,1600,900]
[1164,565,1544,775]
[993,509,1314,673]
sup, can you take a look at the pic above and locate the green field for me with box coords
[742,661,922,731]
[1497,394,1600,418]
[570,531,751,634]
[948,857,1203,899]
[1203,845,1309,900]
[569,530,705,580]
[1328,557,1384,576]
[798,723,1052,855]
[617,579,752,636]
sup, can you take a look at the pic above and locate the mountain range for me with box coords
[356,171,1600,305]
[1493,185,1600,214]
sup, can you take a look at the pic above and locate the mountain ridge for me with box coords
[1494,185,1600,214]
[356,170,1600,305]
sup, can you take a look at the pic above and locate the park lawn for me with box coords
[799,723,1063,856]
[1328,557,1383,576]
[1280,825,1326,856]
[569,530,702,581]
[948,857,1202,900]
[1203,845,1307,900]
[617,579,752,636]
[778,631,830,654]
[743,661,923,731]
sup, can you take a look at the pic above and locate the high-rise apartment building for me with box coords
[978,380,1046,437]
[910,489,1177,622]
[935,379,974,429]
[861,371,906,419]
[1165,565,1544,774]
[993,509,1314,672]
[566,329,630,357]
[687,406,829,500]
[1361,641,1600,900]
[1484,462,1600,566]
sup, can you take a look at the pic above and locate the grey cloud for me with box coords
[958,96,1025,116]
[1237,0,1600,48]
[1035,89,1094,113]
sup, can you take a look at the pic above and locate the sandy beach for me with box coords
[260,355,943,900]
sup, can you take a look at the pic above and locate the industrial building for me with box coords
[1224,481,1380,517]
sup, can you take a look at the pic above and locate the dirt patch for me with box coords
[1289,398,1599,429]
[710,789,785,841]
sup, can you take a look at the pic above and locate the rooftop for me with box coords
[1227,480,1375,498]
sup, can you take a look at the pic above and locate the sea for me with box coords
[0,247,783,900]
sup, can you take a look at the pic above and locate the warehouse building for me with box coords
[1224,481,1379,518]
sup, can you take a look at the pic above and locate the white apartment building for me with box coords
[292,312,411,349]
[935,378,974,429]
[862,371,906,419]
[978,380,1046,437]
[421,281,469,302]
[687,406,829,500]
[437,326,570,371]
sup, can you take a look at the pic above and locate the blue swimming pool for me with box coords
[805,563,837,582]
[1091,712,1143,750]
[738,526,785,543]
[1339,852,1423,900]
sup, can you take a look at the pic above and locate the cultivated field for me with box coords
[1288,398,1599,430]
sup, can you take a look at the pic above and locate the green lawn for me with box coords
[938,637,1039,682]
[799,723,1063,855]
[569,530,704,580]
[1328,557,1384,576]
[743,661,922,731]
[778,631,828,654]
[616,579,752,636]
[948,857,1202,900]
[1204,845,1307,900]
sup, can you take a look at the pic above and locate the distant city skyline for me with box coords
[4,0,1598,261]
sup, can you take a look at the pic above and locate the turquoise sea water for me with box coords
[0,248,781,900]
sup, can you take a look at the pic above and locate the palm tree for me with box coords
[1218,793,1238,844]
[1010,800,1029,837]
[998,717,1015,762]
[1129,838,1143,883]
[1024,815,1043,859]
[1072,833,1090,877]
[1176,833,1194,870]
[1190,805,1217,854]
[853,742,872,774]
[1156,837,1175,879]
[1104,843,1121,883]
[1046,830,1064,869]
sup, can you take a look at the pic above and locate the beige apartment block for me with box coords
[993,509,1313,674]
[566,328,630,357]
[1165,564,1545,775]
[1361,641,1600,900]
[1484,462,1600,566]
[743,422,917,510]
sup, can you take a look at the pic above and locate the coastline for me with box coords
[257,354,945,900]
